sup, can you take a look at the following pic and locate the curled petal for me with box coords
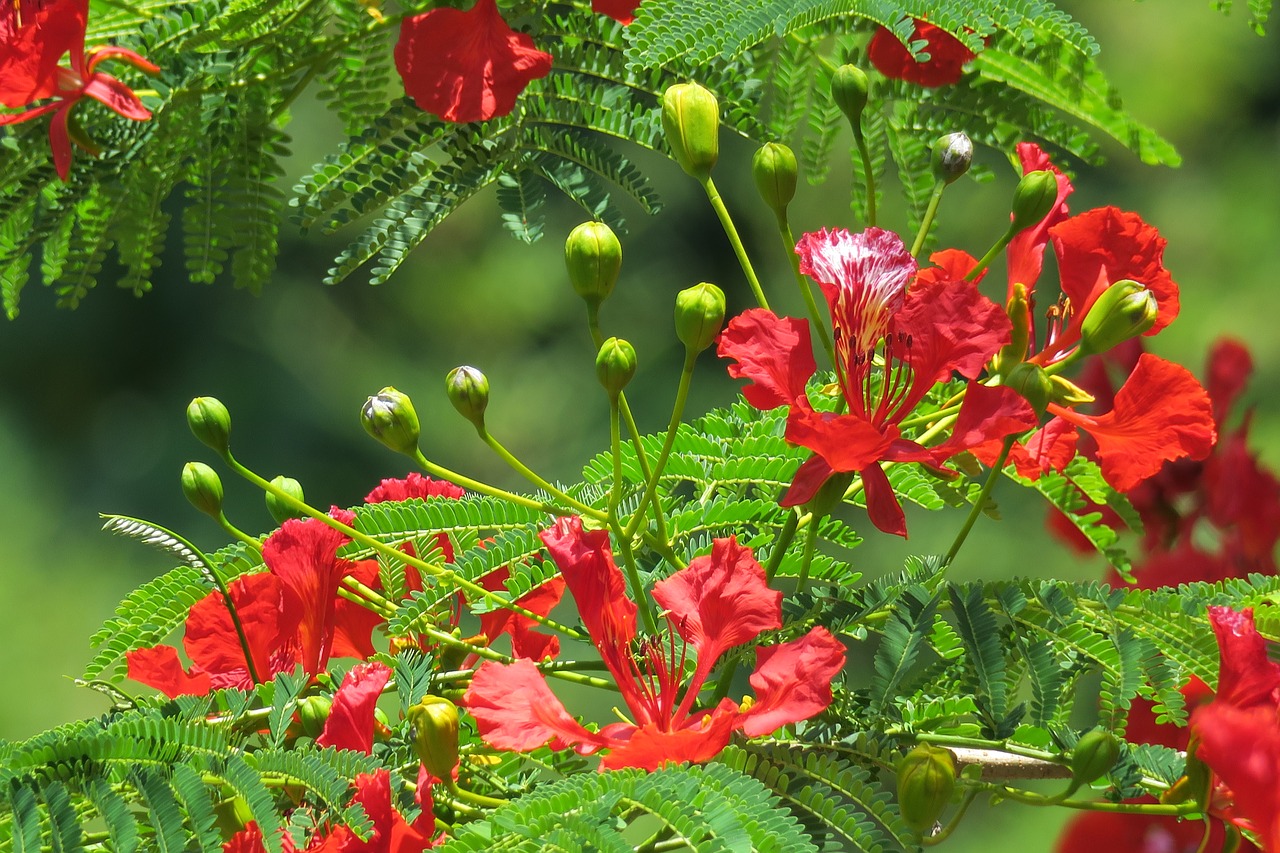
[462,659,605,754]
[740,627,846,737]
[929,382,1038,464]
[1192,703,1280,850]
[862,461,907,538]
[0,0,86,106]
[600,701,740,771]
[779,454,836,508]
[717,308,816,410]
[1207,607,1280,710]
[592,0,641,24]
[784,401,897,476]
[82,73,151,120]
[126,645,212,698]
[316,661,392,754]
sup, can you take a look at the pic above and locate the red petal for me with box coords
[183,573,299,689]
[1207,606,1280,710]
[1055,808,1246,853]
[929,382,1038,463]
[897,274,1012,388]
[84,45,160,76]
[1206,338,1253,426]
[0,0,85,106]
[462,659,605,753]
[784,400,896,475]
[1049,354,1216,492]
[81,72,150,120]
[1192,703,1280,850]
[263,517,354,675]
[331,559,386,661]
[365,473,466,503]
[740,627,846,737]
[599,702,740,771]
[343,769,441,853]
[126,645,212,697]
[652,538,780,695]
[394,0,553,124]
[916,248,982,286]
[48,102,73,181]
[717,308,815,410]
[316,661,392,754]
[867,20,975,88]
[591,0,640,24]
[478,568,566,661]
[1006,143,1073,295]
[779,454,835,508]
[862,461,907,537]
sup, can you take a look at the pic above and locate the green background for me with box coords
[1,3,1276,848]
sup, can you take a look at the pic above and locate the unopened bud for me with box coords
[752,142,798,217]
[1079,280,1158,355]
[266,475,306,525]
[361,387,420,455]
[1004,362,1052,415]
[662,82,720,181]
[931,132,972,185]
[596,337,638,398]
[181,462,224,518]
[564,221,622,306]
[1070,729,1121,786]
[187,397,231,455]
[897,744,955,833]
[831,64,869,130]
[1048,375,1095,407]
[1009,170,1058,233]
[674,282,726,354]
[445,366,490,432]
[295,695,332,739]
[408,696,460,780]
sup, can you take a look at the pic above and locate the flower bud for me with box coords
[1048,375,1096,407]
[266,475,306,525]
[994,283,1031,374]
[295,695,332,739]
[1003,362,1052,415]
[831,64,869,130]
[596,337,638,398]
[931,132,972,185]
[662,82,719,181]
[751,142,798,217]
[1009,169,1058,233]
[361,387,420,455]
[187,396,231,455]
[408,696,460,780]
[1079,280,1158,355]
[564,221,622,306]
[897,744,955,833]
[1070,729,1121,786]
[181,462,224,518]
[445,366,490,432]
[674,282,726,354]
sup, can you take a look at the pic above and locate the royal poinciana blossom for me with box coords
[0,0,157,179]
[867,18,976,87]
[463,517,846,771]
[718,226,1037,536]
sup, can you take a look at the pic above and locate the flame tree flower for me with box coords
[462,517,846,771]
[867,19,976,88]
[394,0,553,124]
[0,0,158,180]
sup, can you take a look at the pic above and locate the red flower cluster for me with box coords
[0,0,158,179]
[463,517,846,770]
[394,0,641,124]
[718,226,1037,536]
[868,18,975,88]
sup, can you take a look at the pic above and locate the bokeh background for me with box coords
[1,2,1277,849]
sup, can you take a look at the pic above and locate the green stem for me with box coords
[619,393,670,546]
[853,127,877,228]
[910,180,946,258]
[796,511,820,593]
[623,350,697,542]
[921,788,978,846]
[701,177,770,310]
[480,429,600,518]
[965,225,1015,282]
[411,448,601,521]
[608,397,624,524]
[447,781,506,810]
[764,510,801,582]
[215,513,262,553]
[942,435,1016,566]
[779,215,837,368]
[613,524,660,636]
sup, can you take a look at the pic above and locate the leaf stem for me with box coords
[853,126,877,227]
[623,350,697,542]
[910,180,946,258]
[778,214,836,368]
[701,176,769,310]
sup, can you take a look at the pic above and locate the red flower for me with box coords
[316,661,393,754]
[0,0,158,179]
[365,474,466,505]
[462,517,846,771]
[592,0,641,25]
[1005,142,1074,299]
[394,0,552,124]
[1056,810,1244,853]
[718,227,1036,536]
[868,19,975,88]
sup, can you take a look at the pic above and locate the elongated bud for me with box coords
[1049,375,1095,407]
[181,462,224,518]
[187,397,231,455]
[596,337,638,399]
[446,366,490,432]
[408,696,460,780]
[831,64,869,130]
[1079,280,1158,355]
[897,744,955,833]
[295,695,332,739]
[662,82,719,181]
[931,132,972,185]
[1004,362,1052,415]
[995,283,1031,374]
[564,221,622,306]
[1070,729,1121,786]
[361,387,420,455]
[752,142,798,217]
[674,282,726,354]
[1009,170,1058,233]
[266,475,306,525]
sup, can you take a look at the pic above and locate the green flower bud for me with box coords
[1070,729,1121,786]
[596,337,638,399]
[564,221,622,306]
[1079,280,1159,355]
[674,282,727,354]
[408,696,460,780]
[994,283,1031,374]
[266,475,306,525]
[1003,362,1053,415]
[1009,169,1059,233]
[445,366,490,432]
[662,82,720,181]
[831,64,869,130]
[181,462,224,518]
[187,396,231,455]
[751,142,798,217]
[361,386,420,455]
[1048,375,1096,407]
[295,695,332,739]
[897,744,956,834]
[931,132,972,185]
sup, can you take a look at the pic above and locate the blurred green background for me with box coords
[1,2,1276,848]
